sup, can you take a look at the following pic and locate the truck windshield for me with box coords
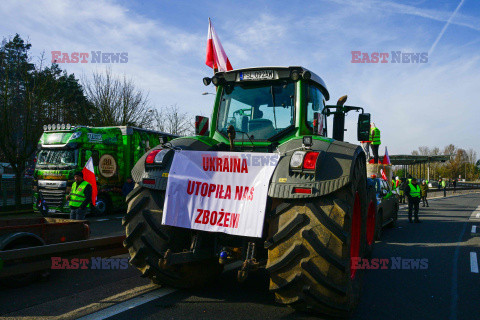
[36,149,77,168]
[217,80,295,140]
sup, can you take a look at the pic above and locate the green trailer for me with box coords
[33,125,176,215]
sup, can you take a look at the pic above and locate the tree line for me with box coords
[0,34,194,208]
[394,144,479,182]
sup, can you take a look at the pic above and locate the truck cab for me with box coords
[34,125,175,215]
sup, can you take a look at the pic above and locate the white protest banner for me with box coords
[162,150,279,238]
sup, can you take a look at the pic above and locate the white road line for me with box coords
[471,252,479,273]
[93,218,110,222]
[76,287,176,320]
[472,225,477,233]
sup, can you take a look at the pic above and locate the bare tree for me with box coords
[83,68,152,127]
[151,104,194,136]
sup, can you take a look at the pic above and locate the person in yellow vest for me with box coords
[441,179,447,197]
[405,178,421,223]
[66,171,92,220]
[369,123,381,163]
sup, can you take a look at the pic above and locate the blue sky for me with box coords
[1,0,479,156]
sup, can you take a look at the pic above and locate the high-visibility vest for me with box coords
[370,127,381,145]
[408,183,421,198]
[392,180,396,189]
[441,180,446,188]
[69,180,90,207]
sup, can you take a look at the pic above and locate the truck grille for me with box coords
[39,188,66,206]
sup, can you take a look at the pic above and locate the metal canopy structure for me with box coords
[388,155,451,165]
[383,155,452,181]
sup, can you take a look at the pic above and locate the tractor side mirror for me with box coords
[357,113,370,141]
[195,116,209,136]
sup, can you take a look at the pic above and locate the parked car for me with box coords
[367,177,399,240]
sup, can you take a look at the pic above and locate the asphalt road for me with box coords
[1,193,479,320]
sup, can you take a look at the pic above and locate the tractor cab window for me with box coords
[217,80,295,140]
[306,84,326,135]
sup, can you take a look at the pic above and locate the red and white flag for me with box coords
[205,18,233,72]
[380,168,387,181]
[82,157,98,206]
[382,146,391,165]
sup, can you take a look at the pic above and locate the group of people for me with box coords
[392,176,429,223]
[438,177,456,197]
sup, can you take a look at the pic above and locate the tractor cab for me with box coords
[201,66,370,147]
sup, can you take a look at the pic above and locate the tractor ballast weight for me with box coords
[124,66,371,317]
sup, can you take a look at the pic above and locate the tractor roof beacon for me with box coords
[124,66,372,317]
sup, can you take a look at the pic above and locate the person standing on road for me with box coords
[420,180,429,207]
[66,171,92,220]
[441,179,447,197]
[122,177,135,197]
[398,177,407,204]
[405,178,422,223]
[453,178,457,193]
[369,123,381,163]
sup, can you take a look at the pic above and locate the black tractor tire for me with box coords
[364,186,378,257]
[387,202,398,228]
[122,187,222,288]
[266,159,368,318]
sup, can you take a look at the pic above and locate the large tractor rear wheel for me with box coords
[266,159,367,317]
[122,187,222,288]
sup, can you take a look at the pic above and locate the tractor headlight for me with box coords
[290,151,306,169]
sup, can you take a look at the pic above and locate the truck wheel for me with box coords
[364,187,378,257]
[387,203,398,228]
[94,194,111,216]
[122,187,222,288]
[266,159,367,317]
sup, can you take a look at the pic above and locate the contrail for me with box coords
[429,0,465,55]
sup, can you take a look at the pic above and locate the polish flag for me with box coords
[382,146,391,165]
[206,18,233,72]
[381,168,387,181]
[82,157,98,206]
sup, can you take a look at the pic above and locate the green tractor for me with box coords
[123,66,373,317]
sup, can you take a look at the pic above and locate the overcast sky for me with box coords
[1,0,479,156]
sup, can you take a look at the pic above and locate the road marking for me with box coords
[76,287,176,320]
[468,206,480,220]
[471,252,479,273]
[93,218,110,222]
[450,220,468,320]
[472,225,477,233]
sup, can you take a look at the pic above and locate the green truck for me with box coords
[33,125,176,215]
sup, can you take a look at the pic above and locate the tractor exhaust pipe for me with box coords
[332,95,347,142]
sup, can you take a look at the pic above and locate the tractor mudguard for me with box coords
[268,138,365,199]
